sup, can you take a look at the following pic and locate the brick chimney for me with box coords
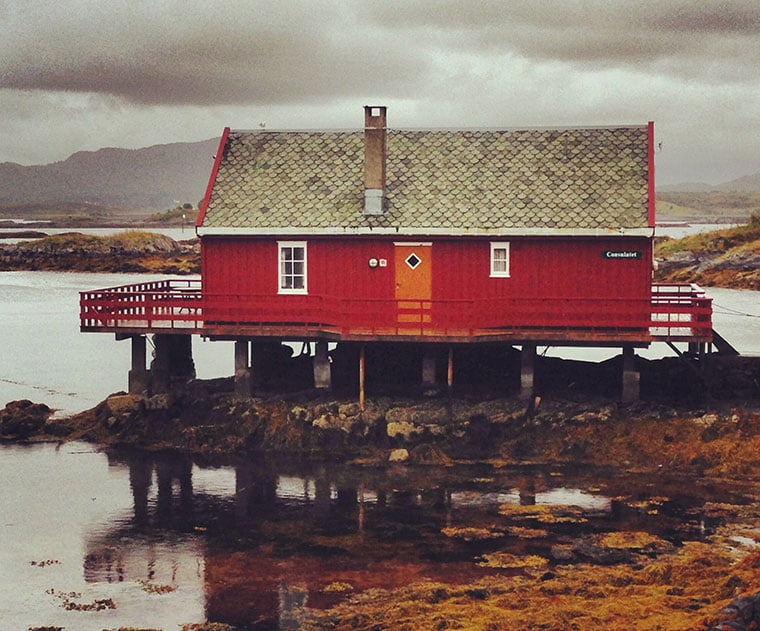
[363,105,387,215]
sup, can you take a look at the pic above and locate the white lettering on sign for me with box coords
[602,250,642,260]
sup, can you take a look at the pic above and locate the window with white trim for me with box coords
[490,242,510,277]
[278,241,307,294]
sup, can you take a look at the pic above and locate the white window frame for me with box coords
[490,242,510,278]
[278,241,308,294]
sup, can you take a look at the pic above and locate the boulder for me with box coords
[389,448,409,462]
[0,399,52,437]
[106,394,144,415]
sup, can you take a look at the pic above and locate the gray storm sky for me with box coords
[1,0,759,185]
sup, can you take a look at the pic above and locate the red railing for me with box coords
[79,280,712,342]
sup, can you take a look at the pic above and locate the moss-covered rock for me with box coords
[0,399,52,438]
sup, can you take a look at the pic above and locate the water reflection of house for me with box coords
[84,454,203,590]
[80,106,713,403]
[81,452,642,629]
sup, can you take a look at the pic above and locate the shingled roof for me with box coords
[199,125,652,235]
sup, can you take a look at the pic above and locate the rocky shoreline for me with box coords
[655,247,760,290]
[3,351,759,472]
[3,355,760,631]
[654,217,760,290]
[0,231,200,274]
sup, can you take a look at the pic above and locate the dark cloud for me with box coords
[0,0,433,105]
[4,0,759,108]
[0,0,759,184]
[649,3,760,34]
[359,1,760,81]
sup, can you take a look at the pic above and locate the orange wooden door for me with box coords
[394,243,432,324]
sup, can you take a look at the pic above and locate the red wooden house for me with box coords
[80,106,712,402]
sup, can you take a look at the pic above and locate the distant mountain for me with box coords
[0,138,219,210]
[658,171,760,193]
[718,172,760,192]
[2,136,758,213]
[657,182,715,193]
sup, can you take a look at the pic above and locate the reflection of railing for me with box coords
[80,280,712,342]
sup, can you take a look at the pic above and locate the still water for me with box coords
[0,271,231,415]
[2,441,757,630]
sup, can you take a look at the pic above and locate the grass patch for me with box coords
[655,215,760,257]
[14,230,179,253]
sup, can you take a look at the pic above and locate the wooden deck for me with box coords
[80,280,712,346]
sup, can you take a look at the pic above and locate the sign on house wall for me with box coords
[601,250,642,260]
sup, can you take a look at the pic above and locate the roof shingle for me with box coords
[201,126,650,232]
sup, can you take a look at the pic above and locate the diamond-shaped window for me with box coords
[405,253,422,269]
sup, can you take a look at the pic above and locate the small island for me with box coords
[0,230,200,274]
[655,215,760,290]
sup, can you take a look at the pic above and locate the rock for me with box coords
[0,399,52,437]
[386,420,418,441]
[389,448,409,462]
[312,413,354,434]
[409,444,454,465]
[464,588,489,600]
[106,394,143,415]
[181,623,240,631]
[696,413,720,427]
[145,393,173,410]
[43,416,74,436]
[708,590,760,631]
[338,402,361,417]
[550,545,577,563]
[288,405,310,423]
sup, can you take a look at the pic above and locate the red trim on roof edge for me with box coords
[196,127,230,228]
[647,121,655,227]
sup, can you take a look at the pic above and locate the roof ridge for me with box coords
[229,123,648,134]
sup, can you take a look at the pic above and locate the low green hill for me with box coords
[654,216,760,289]
[657,192,760,222]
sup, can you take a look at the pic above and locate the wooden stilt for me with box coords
[358,484,365,535]
[621,345,640,403]
[421,349,436,387]
[128,334,148,395]
[313,340,332,389]
[234,339,252,396]
[520,343,536,399]
[447,346,454,393]
[359,344,366,411]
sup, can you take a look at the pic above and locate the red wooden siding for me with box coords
[202,237,395,298]
[432,237,651,301]
[200,235,653,330]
